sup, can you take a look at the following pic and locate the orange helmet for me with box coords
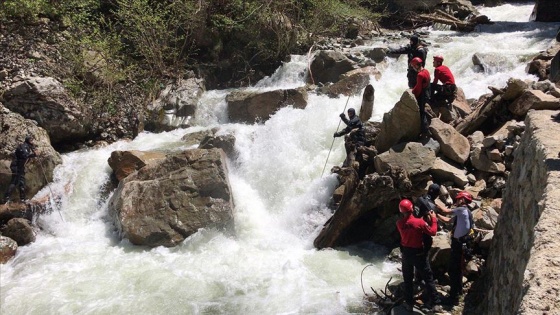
[433,55,444,62]
[455,191,473,203]
[399,199,414,213]
[410,57,423,66]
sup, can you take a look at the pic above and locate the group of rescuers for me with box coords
[332,35,470,312]
[333,35,456,178]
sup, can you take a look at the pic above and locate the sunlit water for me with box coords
[1,3,559,314]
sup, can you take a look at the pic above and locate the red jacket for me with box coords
[433,65,455,85]
[397,214,437,249]
[412,68,430,99]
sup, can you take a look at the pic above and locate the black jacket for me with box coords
[338,115,365,143]
[390,44,428,68]
[12,142,37,171]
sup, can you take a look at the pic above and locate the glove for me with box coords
[339,113,345,118]
[333,132,340,138]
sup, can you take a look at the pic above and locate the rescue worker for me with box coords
[3,135,37,203]
[396,199,439,312]
[435,191,474,306]
[410,57,431,137]
[334,108,366,175]
[388,35,429,88]
[431,55,457,107]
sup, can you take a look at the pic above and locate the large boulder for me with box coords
[226,87,307,123]
[2,77,91,144]
[429,118,470,164]
[324,71,370,97]
[108,150,166,182]
[508,90,560,116]
[108,148,234,247]
[0,218,35,246]
[146,78,205,132]
[430,157,469,188]
[308,50,357,84]
[551,51,560,83]
[0,105,62,200]
[375,91,420,153]
[374,142,436,177]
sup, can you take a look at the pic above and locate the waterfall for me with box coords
[1,3,559,314]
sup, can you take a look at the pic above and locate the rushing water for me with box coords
[1,3,559,315]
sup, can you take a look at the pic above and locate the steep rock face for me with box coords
[3,77,92,144]
[0,104,62,200]
[474,110,560,314]
[108,148,234,247]
[530,0,560,22]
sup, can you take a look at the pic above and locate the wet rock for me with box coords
[0,236,17,264]
[308,50,357,84]
[107,150,166,182]
[0,218,35,246]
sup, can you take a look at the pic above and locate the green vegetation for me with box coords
[0,0,387,112]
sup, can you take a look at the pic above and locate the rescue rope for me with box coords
[360,263,375,296]
[321,94,351,177]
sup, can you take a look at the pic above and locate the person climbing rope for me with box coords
[3,135,37,203]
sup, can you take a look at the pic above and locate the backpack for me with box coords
[413,195,433,218]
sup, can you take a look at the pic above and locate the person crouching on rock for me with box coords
[431,55,457,107]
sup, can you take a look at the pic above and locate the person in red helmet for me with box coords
[396,198,439,312]
[431,55,457,107]
[410,57,431,137]
[436,191,474,305]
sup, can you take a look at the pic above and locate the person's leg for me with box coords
[4,171,18,202]
[448,238,463,301]
[401,248,415,307]
[407,68,417,88]
[17,172,26,201]
[417,253,439,307]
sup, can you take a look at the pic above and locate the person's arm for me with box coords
[432,68,440,84]
[421,211,438,236]
[389,44,412,55]
[436,203,453,215]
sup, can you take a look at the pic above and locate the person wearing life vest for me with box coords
[430,55,457,107]
[396,198,440,312]
[388,35,429,88]
[3,136,37,203]
[410,57,431,137]
[334,108,366,175]
[435,191,474,305]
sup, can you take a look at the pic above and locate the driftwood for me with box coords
[403,10,493,32]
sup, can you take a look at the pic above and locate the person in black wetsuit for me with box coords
[388,35,429,88]
[3,135,37,203]
[333,108,366,177]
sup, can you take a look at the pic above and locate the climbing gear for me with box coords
[455,191,473,203]
[399,199,414,213]
[410,57,423,66]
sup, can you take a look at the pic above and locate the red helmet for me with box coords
[410,57,423,66]
[433,55,444,62]
[399,199,414,213]
[455,191,473,203]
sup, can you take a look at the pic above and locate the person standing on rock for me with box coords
[334,108,366,175]
[3,135,37,203]
[388,35,429,88]
[430,55,457,107]
[396,198,439,312]
[435,191,474,306]
[410,57,431,137]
